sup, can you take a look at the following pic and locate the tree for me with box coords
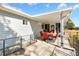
[65,18,75,29]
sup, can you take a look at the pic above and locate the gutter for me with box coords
[0,4,38,22]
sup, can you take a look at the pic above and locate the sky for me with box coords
[5,3,79,27]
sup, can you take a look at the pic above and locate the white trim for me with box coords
[0,4,73,24]
[0,4,39,22]
[0,4,31,18]
[32,7,73,17]
[0,4,73,17]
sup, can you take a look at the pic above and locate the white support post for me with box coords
[60,12,64,47]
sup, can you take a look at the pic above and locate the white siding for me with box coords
[0,10,42,49]
[0,10,33,39]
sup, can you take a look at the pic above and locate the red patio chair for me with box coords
[40,31,43,40]
[48,31,53,40]
[40,31,48,41]
[53,32,59,42]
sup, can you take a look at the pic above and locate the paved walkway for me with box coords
[24,40,75,56]
[24,40,55,56]
[8,38,76,56]
[52,35,76,56]
[53,36,75,50]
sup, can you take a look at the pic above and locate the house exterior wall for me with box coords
[30,21,42,38]
[0,10,42,48]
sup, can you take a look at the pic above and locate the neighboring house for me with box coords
[0,4,73,48]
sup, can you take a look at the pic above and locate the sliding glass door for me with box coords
[42,24,50,32]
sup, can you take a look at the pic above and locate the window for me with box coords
[23,20,27,25]
[51,25,54,30]
[56,23,60,32]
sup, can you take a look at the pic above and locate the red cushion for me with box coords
[42,32,48,39]
[40,32,48,40]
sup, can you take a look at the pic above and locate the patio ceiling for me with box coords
[31,7,73,24]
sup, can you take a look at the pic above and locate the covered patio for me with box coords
[0,5,75,56]
[31,7,73,46]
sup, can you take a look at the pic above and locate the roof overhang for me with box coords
[0,4,73,24]
[0,4,33,20]
[31,7,73,24]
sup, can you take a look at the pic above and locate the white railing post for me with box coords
[20,36,22,49]
[3,39,5,56]
[30,34,32,44]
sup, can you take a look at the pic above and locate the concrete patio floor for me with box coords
[8,39,76,56]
